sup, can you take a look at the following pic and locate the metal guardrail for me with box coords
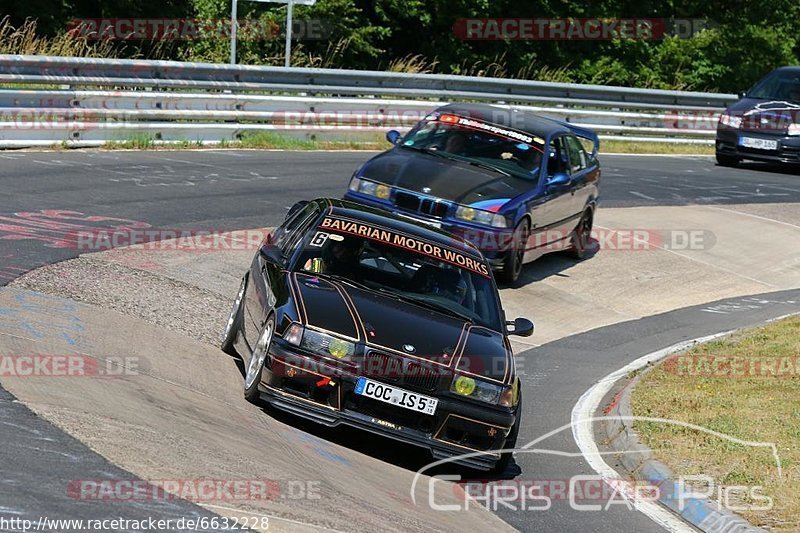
[0,54,735,148]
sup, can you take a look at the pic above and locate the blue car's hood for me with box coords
[359,148,534,206]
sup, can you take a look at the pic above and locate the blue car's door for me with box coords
[536,136,578,248]
[563,134,598,219]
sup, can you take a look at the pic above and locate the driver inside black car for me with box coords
[321,237,363,276]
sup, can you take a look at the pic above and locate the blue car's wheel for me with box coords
[568,209,593,260]
[500,220,529,285]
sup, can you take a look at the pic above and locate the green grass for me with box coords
[631,316,800,530]
[92,133,710,154]
[600,140,714,155]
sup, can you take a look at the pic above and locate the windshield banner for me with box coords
[319,216,490,277]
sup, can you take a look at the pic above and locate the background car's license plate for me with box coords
[355,377,438,415]
[739,136,778,150]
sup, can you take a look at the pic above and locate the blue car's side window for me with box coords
[564,136,588,175]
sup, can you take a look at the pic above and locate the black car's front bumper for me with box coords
[258,343,517,471]
[716,128,800,163]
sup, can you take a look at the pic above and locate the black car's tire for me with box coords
[716,153,740,167]
[493,392,522,475]
[243,315,275,405]
[499,220,530,285]
[221,276,247,357]
[568,209,593,260]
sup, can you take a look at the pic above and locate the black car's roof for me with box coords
[316,198,483,258]
[435,102,573,138]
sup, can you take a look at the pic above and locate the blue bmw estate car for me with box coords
[343,103,601,284]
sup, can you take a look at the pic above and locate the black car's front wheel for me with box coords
[715,152,740,167]
[221,276,247,356]
[493,394,522,475]
[499,220,530,285]
[244,315,275,404]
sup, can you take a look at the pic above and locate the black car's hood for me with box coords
[359,148,533,206]
[727,97,800,134]
[292,273,509,382]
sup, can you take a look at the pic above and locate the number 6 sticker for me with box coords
[310,232,330,247]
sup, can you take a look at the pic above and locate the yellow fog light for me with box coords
[452,375,476,396]
[375,184,391,199]
[328,338,353,359]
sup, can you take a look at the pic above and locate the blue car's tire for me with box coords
[499,220,529,285]
[568,210,593,260]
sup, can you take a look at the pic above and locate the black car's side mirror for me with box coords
[506,318,534,337]
[386,130,401,145]
[546,172,571,189]
[738,90,747,99]
[259,244,284,266]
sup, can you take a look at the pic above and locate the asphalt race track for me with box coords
[1,150,799,532]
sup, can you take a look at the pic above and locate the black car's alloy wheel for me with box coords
[221,276,246,356]
[244,315,274,404]
[493,391,522,475]
[568,210,593,260]
[500,220,530,285]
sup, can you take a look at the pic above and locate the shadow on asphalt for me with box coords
[229,357,522,481]
[500,239,601,290]
[732,161,800,175]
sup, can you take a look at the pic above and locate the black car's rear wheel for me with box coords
[715,152,740,167]
[244,315,274,404]
[499,220,530,285]
[568,209,593,260]
[221,276,246,356]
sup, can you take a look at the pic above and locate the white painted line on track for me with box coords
[701,205,800,231]
[629,191,656,200]
[571,331,734,532]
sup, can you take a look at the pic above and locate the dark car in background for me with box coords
[716,66,800,166]
[221,198,534,472]
[343,103,601,284]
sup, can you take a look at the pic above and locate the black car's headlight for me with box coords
[283,324,355,360]
[348,176,391,200]
[450,374,518,407]
[719,112,742,129]
[789,124,800,136]
[454,205,508,228]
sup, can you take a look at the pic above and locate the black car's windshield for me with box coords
[292,215,503,330]
[400,113,545,179]
[748,70,800,101]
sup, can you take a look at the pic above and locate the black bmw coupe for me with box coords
[221,198,534,471]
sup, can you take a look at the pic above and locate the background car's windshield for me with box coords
[748,70,800,101]
[400,117,544,179]
[292,221,502,330]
